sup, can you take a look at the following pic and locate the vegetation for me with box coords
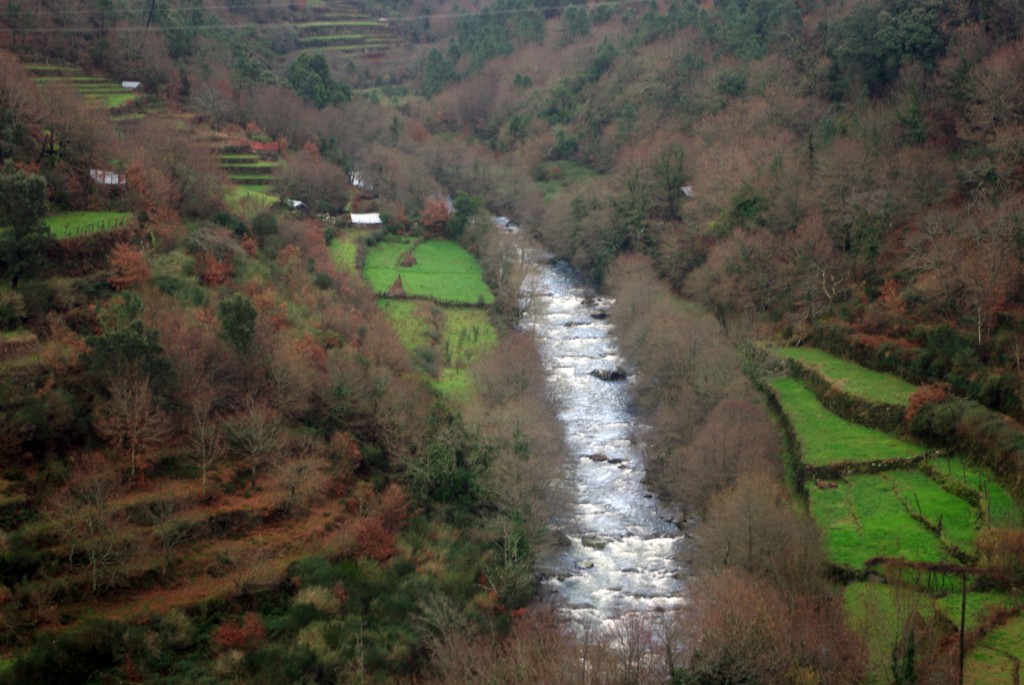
[1,0,1024,679]
[43,211,133,238]
[775,346,917,406]
[770,376,922,467]
[364,238,495,305]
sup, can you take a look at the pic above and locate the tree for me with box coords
[225,398,282,490]
[422,48,457,97]
[420,195,452,233]
[186,389,225,500]
[287,52,350,109]
[219,293,257,355]
[107,243,151,290]
[46,454,131,593]
[696,471,825,598]
[0,162,51,289]
[93,363,172,479]
[0,50,39,163]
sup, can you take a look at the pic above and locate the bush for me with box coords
[1,618,124,685]
[906,383,950,422]
[212,612,266,652]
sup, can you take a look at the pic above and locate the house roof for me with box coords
[350,213,382,225]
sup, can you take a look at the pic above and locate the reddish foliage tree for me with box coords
[196,253,233,286]
[906,383,951,421]
[212,612,266,652]
[352,516,396,562]
[108,243,151,290]
[377,483,410,531]
[420,196,451,232]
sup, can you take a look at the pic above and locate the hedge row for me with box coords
[911,397,1024,500]
[42,223,141,278]
[807,322,1023,420]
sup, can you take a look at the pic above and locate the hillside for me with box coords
[2,0,1024,682]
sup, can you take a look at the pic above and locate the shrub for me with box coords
[906,383,950,422]
[976,528,1024,587]
[293,586,343,616]
[909,397,965,439]
[1,618,124,685]
[212,612,266,652]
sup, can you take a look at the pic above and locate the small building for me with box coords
[350,212,382,225]
[121,81,142,91]
[89,169,126,186]
[250,141,280,157]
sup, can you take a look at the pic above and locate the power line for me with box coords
[2,0,629,33]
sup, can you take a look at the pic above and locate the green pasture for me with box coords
[930,456,1023,528]
[377,300,433,353]
[965,614,1024,685]
[442,308,497,368]
[775,346,917,405]
[364,239,494,305]
[887,469,979,555]
[770,376,922,467]
[44,211,132,238]
[535,160,598,199]
[225,186,278,212]
[327,231,371,272]
[844,582,937,685]
[810,473,950,569]
[376,300,497,398]
[936,592,1021,633]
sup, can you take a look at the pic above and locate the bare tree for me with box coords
[225,397,283,490]
[46,454,131,593]
[94,364,172,480]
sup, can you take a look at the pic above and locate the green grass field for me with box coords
[936,592,1021,633]
[364,239,494,305]
[44,211,132,238]
[327,230,374,272]
[810,473,951,569]
[965,614,1024,685]
[844,582,937,685]
[775,346,917,405]
[225,186,278,212]
[930,456,1023,528]
[376,300,497,396]
[770,376,922,467]
[887,469,979,555]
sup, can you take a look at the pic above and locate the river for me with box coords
[499,218,690,631]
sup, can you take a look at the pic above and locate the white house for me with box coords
[350,213,382,225]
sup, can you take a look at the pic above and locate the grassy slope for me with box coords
[364,239,494,305]
[775,346,917,405]
[770,376,922,466]
[965,614,1024,685]
[933,456,1023,528]
[44,211,132,238]
[810,473,949,569]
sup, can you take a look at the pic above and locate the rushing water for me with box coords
[500,219,689,629]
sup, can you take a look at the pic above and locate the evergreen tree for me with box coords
[0,162,51,289]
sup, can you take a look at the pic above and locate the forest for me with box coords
[1,0,1024,682]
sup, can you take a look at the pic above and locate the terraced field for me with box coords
[775,345,917,405]
[292,3,400,55]
[27,64,139,109]
[772,351,1024,685]
[966,615,1024,685]
[219,151,279,187]
[770,376,922,467]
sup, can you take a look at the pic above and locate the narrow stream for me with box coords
[500,219,690,630]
